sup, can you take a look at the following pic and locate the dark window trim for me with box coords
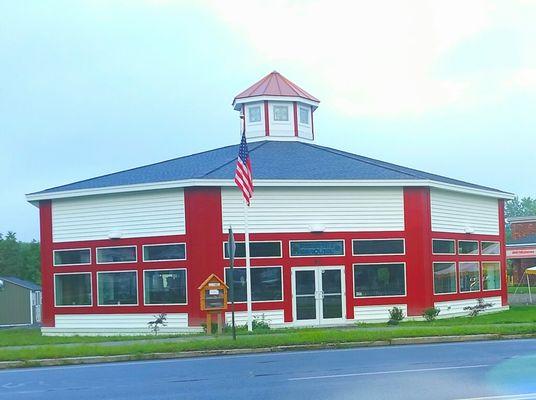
[352,262,407,299]
[352,238,405,256]
[53,248,92,266]
[142,268,188,305]
[289,240,345,258]
[142,243,187,262]
[223,266,284,303]
[53,272,93,307]
[432,239,457,255]
[96,270,139,306]
[223,241,283,259]
[96,245,138,264]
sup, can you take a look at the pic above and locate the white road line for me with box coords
[453,394,536,400]
[288,364,490,381]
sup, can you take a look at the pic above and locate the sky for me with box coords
[1,0,535,242]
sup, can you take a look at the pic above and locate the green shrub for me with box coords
[422,307,440,322]
[388,307,405,325]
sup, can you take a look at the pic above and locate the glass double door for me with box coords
[292,266,346,325]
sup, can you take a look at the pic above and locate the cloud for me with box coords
[203,0,536,117]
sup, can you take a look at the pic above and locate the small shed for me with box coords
[0,276,42,327]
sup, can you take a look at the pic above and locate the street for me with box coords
[1,339,535,400]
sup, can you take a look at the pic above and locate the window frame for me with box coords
[482,261,502,291]
[222,240,283,260]
[53,248,92,266]
[142,243,187,262]
[299,106,310,125]
[96,270,139,307]
[289,239,345,258]
[352,238,405,256]
[142,268,188,306]
[248,105,262,124]
[432,261,458,295]
[223,266,284,304]
[53,272,93,308]
[481,241,501,255]
[432,239,456,255]
[352,262,407,299]
[457,240,480,256]
[272,104,290,122]
[96,245,138,265]
[458,261,481,293]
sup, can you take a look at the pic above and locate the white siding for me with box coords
[434,296,503,318]
[221,187,404,233]
[225,310,285,327]
[43,313,200,336]
[354,304,408,323]
[430,189,499,235]
[52,189,185,242]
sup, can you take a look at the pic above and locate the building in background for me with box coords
[507,216,536,284]
[0,276,42,327]
[26,72,513,335]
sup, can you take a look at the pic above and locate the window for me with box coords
[224,241,281,259]
[97,271,137,305]
[432,239,456,255]
[224,267,282,302]
[290,240,344,257]
[458,241,479,255]
[353,239,404,255]
[353,263,406,297]
[54,273,92,306]
[144,269,187,305]
[96,246,137,264]
[299,107,309,124]
[482,262,501,290]
[481,241,500,255]
[459,262,480,292]
[54,249,91,266]
[248,106,261,123]
[273,105,289,121]
[143,244,186,262]
[433,262,457,294]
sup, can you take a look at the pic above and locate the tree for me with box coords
[504,196,536,242]
[0,232,41,284]
[505,196,536,219]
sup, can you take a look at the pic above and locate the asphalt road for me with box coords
[1,339,536,400]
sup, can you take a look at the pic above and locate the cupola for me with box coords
[232,71,320,141]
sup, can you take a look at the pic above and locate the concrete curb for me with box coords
[1,333,535,370]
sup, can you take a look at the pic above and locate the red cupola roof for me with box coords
[233,71,320,103]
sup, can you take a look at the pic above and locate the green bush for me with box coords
[388,307,405,325]
[422,307,440,322]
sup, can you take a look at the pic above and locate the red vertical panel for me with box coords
[404,188,433,316]
[344,239,354,319]
[498,200,508,306]
[184,187,223,326]
[293,102,298,136]
[264,101,270,136]
[39,200,55,327]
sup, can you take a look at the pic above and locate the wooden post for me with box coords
[206,313,212,335]
[217,312,223,335]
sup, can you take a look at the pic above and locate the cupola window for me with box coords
[273,105,289,121]
[248,106,261,123]
[299,107,310,124]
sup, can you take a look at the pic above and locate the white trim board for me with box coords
[27,178,513,205]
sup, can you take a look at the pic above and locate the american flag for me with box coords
[234,131,253,205]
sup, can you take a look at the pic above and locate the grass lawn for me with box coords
[508,285,534,294]
[0,306,534,363]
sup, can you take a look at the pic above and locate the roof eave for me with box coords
[26,178,515,204]
[232,95,320,110]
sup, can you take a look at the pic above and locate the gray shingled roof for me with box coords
[0,276,41,291]
[29,140,507,196]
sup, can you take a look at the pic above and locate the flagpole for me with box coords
[244,201,253,332]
